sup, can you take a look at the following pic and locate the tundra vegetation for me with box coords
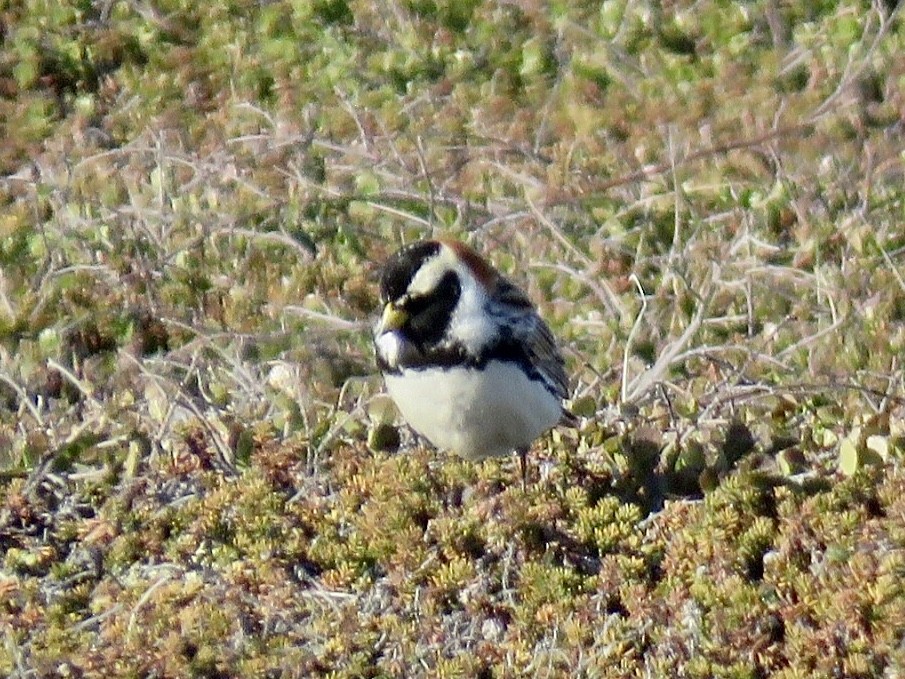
[1,1,904,677]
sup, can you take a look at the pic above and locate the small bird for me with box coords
[374,238,571,481]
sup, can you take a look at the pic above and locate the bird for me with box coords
[373,238,571,483]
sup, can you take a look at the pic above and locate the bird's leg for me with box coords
[517,447,528,490]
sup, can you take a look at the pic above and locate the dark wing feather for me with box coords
[490,277,570,402]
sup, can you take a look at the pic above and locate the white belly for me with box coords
[383,361,562,459]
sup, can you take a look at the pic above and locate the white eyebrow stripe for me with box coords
[407,244,458,296]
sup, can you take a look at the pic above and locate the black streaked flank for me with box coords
[376,335,558,396]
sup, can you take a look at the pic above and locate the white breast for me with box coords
[383,361,563,459]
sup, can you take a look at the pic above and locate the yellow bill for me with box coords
[380,303,408,331]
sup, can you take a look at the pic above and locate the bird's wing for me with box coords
[491,277,570,402]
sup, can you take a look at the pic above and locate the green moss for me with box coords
[575,497,643,554]
[2,0,905,674]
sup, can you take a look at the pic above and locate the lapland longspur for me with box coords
[374,238,571,476]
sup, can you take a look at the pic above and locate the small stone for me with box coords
[481,617,506,642]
